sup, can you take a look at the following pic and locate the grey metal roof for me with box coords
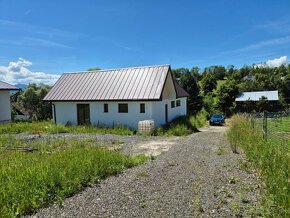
[235,90,279,102]
[0,81,20,90]
[44,65,177,101]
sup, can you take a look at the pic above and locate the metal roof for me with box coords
[235,90,279,102]
[0,81,20,90]
[174,80,190,98]
[44,64,189,101]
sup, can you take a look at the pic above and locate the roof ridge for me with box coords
[0,80,20,89]
[241,90,278,93]
[0,80,15,86]
[63,64,170,74]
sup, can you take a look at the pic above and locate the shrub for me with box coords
[156,109,208,136]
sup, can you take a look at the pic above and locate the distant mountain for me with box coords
[16,84,28,90]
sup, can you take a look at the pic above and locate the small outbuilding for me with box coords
[235,90,280,112]
[0,81,21,123]
[44,64,190,129]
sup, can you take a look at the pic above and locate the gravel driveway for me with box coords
[32,126,261,218]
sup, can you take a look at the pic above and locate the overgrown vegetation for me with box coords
[156,109,208,136]
[227,115,289,217]
[0,137,147,217]
[0,120,134,135]
[0,109,208,136]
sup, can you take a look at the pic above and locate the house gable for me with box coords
[161,69,177,100]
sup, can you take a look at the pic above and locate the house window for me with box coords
[140,103,145,113]
[176,100,181,107]
[171,101,175,108]
[118,103,128,113]
[104,103,108,113]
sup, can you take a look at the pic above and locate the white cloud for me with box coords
[0,58,60,85]
[255,56,289,68]
[266,56,288,67]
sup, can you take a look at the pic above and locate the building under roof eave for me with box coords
[0,81,21,123]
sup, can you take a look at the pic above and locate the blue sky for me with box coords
[0,0,290,84]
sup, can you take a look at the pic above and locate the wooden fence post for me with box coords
[263,111,267,141]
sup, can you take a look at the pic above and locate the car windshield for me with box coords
[212,114,222,118]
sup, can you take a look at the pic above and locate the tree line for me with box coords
[172,64,290,116]
[12,64,290,120]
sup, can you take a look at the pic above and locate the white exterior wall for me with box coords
[152,97,187,126]
[53,101,153,129]
[0,91,12,122]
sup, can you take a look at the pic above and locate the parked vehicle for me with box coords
[209,114,225,126]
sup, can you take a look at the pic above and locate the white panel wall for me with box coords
[53,101,153,129]
[0,91,12,122]
[152,97,187,126]
[53,102,78,125]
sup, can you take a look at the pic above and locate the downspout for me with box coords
[52,102,56,124]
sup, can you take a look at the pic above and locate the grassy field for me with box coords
[0,137,147,217]
[227,115,289,217]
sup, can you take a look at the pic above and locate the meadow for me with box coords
[0,137,147,217]
[227,115,289,217]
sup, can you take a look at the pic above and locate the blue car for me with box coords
[209,114,225,126]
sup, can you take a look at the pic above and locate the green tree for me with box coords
[87,67,101,71]
[281,74,290,104]
[179,70,203,114]
[201,73,217,94]
[17,84,52,120]
[217,81,239,116]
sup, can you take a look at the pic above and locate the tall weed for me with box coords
[227,115,289,217]
[0,139,147,217]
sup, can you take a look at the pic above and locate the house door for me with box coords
[165,104,168,123]
[77,104,90,125]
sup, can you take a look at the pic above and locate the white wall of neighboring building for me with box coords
[0,91,12,122]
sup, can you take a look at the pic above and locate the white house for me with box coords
[44,64,189,129]
[0,81,20,123]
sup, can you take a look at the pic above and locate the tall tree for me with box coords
[17,84,52,120]
[217,81,239,116]
[87,67,101,71]
[179,70,203,114]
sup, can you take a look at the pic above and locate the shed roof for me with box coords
[44,64,189,101]
[0,81,20,90]
[235,90,279,102]
[174,80,190,98]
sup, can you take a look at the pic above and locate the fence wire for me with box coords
[249,110,290,148]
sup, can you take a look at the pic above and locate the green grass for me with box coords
[0,121,134,135]
[227,115,290,217]
[155,109,208,136]
[1,109,208,137]
[0,137,147,217]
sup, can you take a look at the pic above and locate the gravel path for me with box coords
[32,126,261,218]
